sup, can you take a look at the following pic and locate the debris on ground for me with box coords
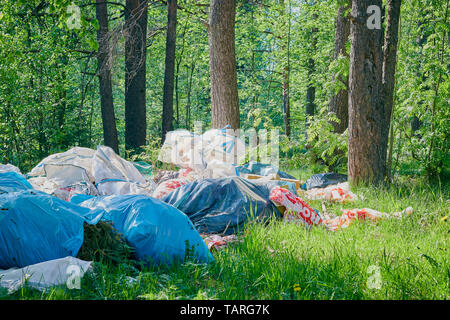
[162,177,281,235]
[303,182,357,203]
[302,172,348,190]
[269,186,323,226]
[202,234,239,251]
[0,256,92,294]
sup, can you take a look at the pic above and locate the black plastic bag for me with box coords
[161,177,281,235]
[302,173,348,190]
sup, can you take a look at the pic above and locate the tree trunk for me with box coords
[161,0,177,143]
[382,0,402,177]
[329,2,350,134]
[305,13,317,139]
[348,0,385,185]
[281,0,291,137]
[96,0,119,154]
[125,0,148,152]
[209,0,240,129]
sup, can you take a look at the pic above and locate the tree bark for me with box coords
[96,0,119,154]
[161,0,177,143]
[348,0,385,185]
[125,0,148,152]
[209,0,240,129]
[382,0,402,178]
[329,2,350,134]
[305,13,318,139]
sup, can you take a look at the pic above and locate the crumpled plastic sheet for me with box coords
[236,161,297,180]
[0,256,92,294]
[26,146,155,199]
[302,173,348,190]
[162,177,281,235]
[0,164,22,175]
[152,170,179,185]
[158,127,246,178]
[304,182,357,203]
[270,186,413,232]
[269,186,323,226]
[0,190,89,269]
[202,234,238,251]
[152,178,188,199]
[0,172,33,194]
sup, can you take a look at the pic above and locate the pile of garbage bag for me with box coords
[26,146,155,201]
[0,125,415,293]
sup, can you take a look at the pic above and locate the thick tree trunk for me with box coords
[161,0,177,143]
[209,0,240,129]
[348,0,385,185]
[125,0,148,152]
[382,0,402,177]
[96,0,119,154]
[329,2,350,134]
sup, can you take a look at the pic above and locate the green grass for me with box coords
[1,174,448,300]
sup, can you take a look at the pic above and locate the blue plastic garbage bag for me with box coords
[76,195,214,264]
[162,177,281,235]
[235,161,296,180]
[0,190,90,269]
[302,173,348,190]
[0,172,33,194]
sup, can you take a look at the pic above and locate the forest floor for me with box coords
[1,169,448,300]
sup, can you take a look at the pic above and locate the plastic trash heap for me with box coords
[0,172,33,194]
[0,190,89,269]
[162,177,281,235]
[76,195,214,265]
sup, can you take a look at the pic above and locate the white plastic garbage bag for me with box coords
[0,256,92,294]
[158,129,206,172]
[0,164,22,175]
[93,146,146,184]
[96,180,156,197]
[158,127,246,178]
[28,147,96,181]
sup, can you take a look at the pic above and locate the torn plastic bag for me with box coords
[0,164,22,175]
[158,129,206,172]
[92,146,146,185]
[302,173,348,190]
[0,256,92,294]
[161,177,281,235]
[236,161,297,180]
[201,127,246,166]
[96,179,155,197]
[269,186,322,227]
[305,182,357,203]
[133,161,153,178]
[158,127,246,177]
[0,172,33,194]
[44,164,98,201]
[0,190,92,269]
[152,178,188,199]
[75,195,214,264]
